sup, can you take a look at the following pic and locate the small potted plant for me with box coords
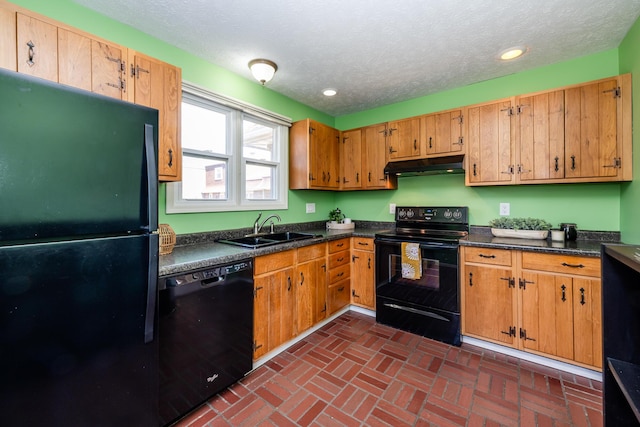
[327,208,353,230]
[328,208,345,224]
[489,217,553,239]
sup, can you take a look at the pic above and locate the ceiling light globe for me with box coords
[248,59,277,85]
[323,89,337,96]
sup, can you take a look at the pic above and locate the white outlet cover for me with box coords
[306,203,315,213]
[390,203,396,214]
[499,203,510,216]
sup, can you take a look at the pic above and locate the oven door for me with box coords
[374,238,460,313]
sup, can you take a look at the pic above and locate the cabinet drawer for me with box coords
[329,238,350,253]
[352,237,374,251]
[521,252,600,277]
[328,279,350,314]
[329,263,350,284]
[329,250,350,269]
[254,249,295,275]
[464,247,512,266]
[297,243,326,263]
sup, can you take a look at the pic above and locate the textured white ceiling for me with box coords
[73,0,640,116]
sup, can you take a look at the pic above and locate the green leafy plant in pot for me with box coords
[328,208,345,223]
[489,217,553,239]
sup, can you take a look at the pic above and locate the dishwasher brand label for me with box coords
[207,374,219,383]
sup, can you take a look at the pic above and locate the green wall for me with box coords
[10,0,637,237]
[618,15,640,243]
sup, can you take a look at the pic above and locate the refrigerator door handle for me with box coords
[145,233,159,343]
[145,123,158,231]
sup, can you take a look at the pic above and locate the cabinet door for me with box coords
[295,260,316,334]
[129,52,181,181]
[309,120,339,189]
[1,8,17,71]
[341,129,362,189]
[519,272,573,359]
[351,248,375,309]
[253,277,269,359]
[466,100,514,185]
[424,110,463,155]
[91,40,125,99]
[565,78,619,179]
[462,264,516,345]
[573,278,602,368]
[517,91,565,181]
[363,123,396,189]
[387,117,421,160]
[328,279,350,314]
[16,13,57,82]
[57,28,91,91]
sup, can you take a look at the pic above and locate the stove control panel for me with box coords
[396,206,468,224]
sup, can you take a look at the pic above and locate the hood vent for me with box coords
[384,154,465,176]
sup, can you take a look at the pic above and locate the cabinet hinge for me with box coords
[603,157,622,169]
[603,87,622,98]
[453,136,464,146]
[453,115,463,125]
[308,126,315,135]
[501,326,516,337]
[253,340,262,351]
[519,278,534,290]
[520,328,536,342]
[501,107,515,116]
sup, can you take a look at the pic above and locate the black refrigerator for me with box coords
[0,68,160,426]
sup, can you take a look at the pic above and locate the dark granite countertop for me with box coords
[461,227,621,257]
[159,222,392,277]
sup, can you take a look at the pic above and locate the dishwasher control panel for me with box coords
[159,259,253,290]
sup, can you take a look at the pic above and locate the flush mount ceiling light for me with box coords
[499,46,527,61]
[323,88,337,97]
[248,59,277,85]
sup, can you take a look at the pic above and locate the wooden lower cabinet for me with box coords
[461,246,602,370]
[253,243,328,360]
[328,239,350,314]
[350,237,375,310]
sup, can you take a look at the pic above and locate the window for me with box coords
[166,83,290,213]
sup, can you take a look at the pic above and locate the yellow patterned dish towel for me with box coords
[401,242,422,279]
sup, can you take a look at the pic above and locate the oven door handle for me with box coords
[374,238,458,250]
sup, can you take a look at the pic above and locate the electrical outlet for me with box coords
[306,203,315,214]
[389,203,396,215]
[499,203,510,216]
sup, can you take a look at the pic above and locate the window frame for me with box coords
[166,82,290,213]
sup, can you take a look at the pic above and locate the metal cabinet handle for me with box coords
[300,272,304,285]
[580,288,586,305]
[554,156,559,172]
[571,155,576,170]
[562,262,585,269]
[479,254,495,259]
[287,276,291,291]
[168,148,173,167]
[561,284,566,301]
[26,40,35,66]
[352,289,360,298]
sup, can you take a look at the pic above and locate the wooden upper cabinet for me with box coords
[423,109,464,156]
[91,40,125,99]
[564,77,627,180]
[128,51,182,181]
[362,123,396,189]
[0,7,16,71]
[16,13,57,82]
[387,117,421,160]
[290,119,340,189]
[465,99,515,185]
[57,29,91,91]
[516,90,565,181]
[340,128,362,189]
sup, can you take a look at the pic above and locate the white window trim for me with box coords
[166,81,291,214]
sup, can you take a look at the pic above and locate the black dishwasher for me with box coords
[158,259,253,426]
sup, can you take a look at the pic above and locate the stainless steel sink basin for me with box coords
[219,232,318,249]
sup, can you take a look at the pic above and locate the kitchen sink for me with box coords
[219,231,318,249]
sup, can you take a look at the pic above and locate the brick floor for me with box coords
[172,311,603,427]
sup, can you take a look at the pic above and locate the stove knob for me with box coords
[444,210,452,219]
[453,210,462,219]
[398,209,406,218]
[406,210,414,218]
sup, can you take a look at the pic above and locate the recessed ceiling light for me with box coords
[499,47,527,61]
[323,89,337,97]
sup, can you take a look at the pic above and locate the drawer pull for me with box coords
[337,272,344,277]
[479,254,496,259]
[358,242,370,246]
[337,257,344,262]
[337,243,344,247]
[338,286,345,292]
[561,262,585,269]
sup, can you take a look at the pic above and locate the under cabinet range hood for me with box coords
[383,154,465,176]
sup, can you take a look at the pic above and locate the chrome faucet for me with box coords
[253,212,281,234]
